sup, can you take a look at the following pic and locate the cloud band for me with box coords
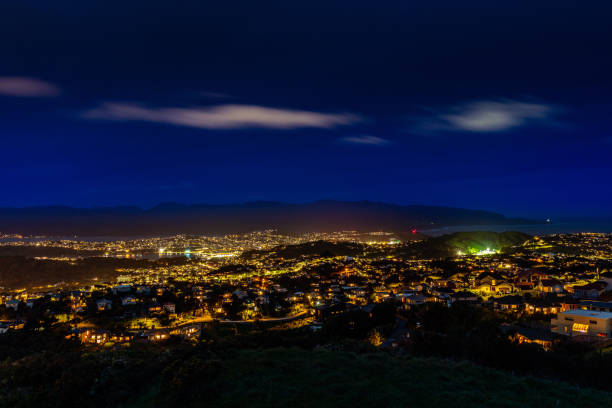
[84,103,361,130]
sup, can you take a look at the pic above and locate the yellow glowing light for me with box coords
[572,323,589,333]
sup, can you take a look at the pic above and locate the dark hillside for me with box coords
[2,346,609,408]
[415,231,531,257]
[0,201,537,236]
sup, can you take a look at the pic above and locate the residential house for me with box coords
[232,290,248,300]
[398,293,427,306]
[511,326,558,351]
[162,302,176,314]
[79,328,110,344]
[525,299,561,315]
[110,333,134,343]
[315,302,346,320]
[572,282,607,299]
[515,270,549,290]
[147,303,162,314]
[96,299,113,311]
[121,296,139,306]
[256,295,270,304]
[142,328,171,342]
[112,285,132,295]
[71,299,87,313]
[170,323,201,340]
[136,285,151,295]
[450,291,480,303]
[577,300,612,313]
[494,295,524,312]
[476,280,513,295]
[551,309,612,338]
[4,299,19,311]
[537,279,564,294]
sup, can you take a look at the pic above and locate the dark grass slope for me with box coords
[125,348,612,408]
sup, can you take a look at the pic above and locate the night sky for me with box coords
[1,1,611,217]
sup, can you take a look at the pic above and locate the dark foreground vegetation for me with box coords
[2,302,612,408]
[1,340,611,408]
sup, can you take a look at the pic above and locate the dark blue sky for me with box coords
[1,1,611,217]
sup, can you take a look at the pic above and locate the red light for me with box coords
[411,229,417,234]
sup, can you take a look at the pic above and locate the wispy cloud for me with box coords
[199,91,231,99]
[0,77,60,97]
[83,103,360,130]
[341,135,390,145]
[422,100,554,132]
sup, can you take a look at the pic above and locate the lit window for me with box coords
[572,323,589,333]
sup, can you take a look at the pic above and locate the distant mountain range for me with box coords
[0,201,537,236]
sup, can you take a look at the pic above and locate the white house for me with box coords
[551,309,612,338]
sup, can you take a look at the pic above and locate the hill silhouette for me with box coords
[241,232,531,261]
[0,201,536,236]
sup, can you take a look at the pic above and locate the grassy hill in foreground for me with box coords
[125,348,612,408]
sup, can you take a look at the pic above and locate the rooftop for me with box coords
[559,309,612,319]
[580,300,612,309]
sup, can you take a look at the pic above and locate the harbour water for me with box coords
[422,220,612,237]
[1,220,611,243]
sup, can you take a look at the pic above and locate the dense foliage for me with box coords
[2,303,612,407]
[1,341,611,408]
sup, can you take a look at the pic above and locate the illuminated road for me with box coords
[218,310,309,324]
[72,311,310,333]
